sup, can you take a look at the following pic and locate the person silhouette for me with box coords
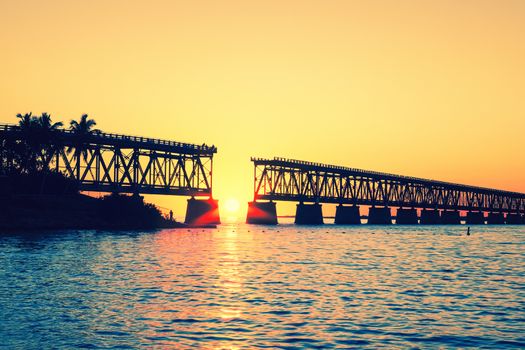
[169,210,173,221]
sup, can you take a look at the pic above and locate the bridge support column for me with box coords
[396,208,418,225]
[368,207,392,225]
[506,213,524,224]
[466,211,485,225]
[295,203,323,225]
[487,213,505,225]
[246,201,278,225]
[420,209,441,225]
[334,205,361,224]
[441,210,461,224]
[184,198,221,226]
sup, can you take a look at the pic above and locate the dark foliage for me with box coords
[4,170,79,195]
[97,194,165,228]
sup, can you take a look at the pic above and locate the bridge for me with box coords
[246,157,525,225]
[0,124,220,225]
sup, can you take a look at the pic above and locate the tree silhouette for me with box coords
[16,112,35,131]
[35,113,63,170]
[13,112,64,172]
[15,112,38,172]
[68,114,99,179]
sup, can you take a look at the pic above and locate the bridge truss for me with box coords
[0,124,216,197]
[252,157,525,214]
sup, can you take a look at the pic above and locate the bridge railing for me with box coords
[0,123,217,155]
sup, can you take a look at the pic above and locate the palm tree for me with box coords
[16,112,35,131]
[2,113,34,173]
[36,112,63,131]
[15,112,38,172]
[35,113,63,170]
[11,112,66,174]
[68,114,99,179]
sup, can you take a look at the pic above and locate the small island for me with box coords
[0,113,185,230]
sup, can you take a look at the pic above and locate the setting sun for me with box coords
[223,198,241,215]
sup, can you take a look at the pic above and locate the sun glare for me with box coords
[224,198,240,215]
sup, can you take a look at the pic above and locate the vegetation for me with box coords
[7,112,64,173]
[1,112,95,195]
[1,112,100,174]
[68,114,99,178]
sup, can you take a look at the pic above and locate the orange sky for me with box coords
[1,0,524,219]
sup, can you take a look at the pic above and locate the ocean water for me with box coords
[0,224,524,349]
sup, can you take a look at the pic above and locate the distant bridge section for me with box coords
[247,157,525,225]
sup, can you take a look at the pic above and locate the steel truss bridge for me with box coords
[252,157,525,214]
[0,124,216,197]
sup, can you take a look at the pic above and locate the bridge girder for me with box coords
[0,125,215,197]
[252,157,525,214]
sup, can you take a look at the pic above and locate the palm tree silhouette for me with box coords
[35,113,63,170]
[36,113,63,131]
[15,112,37,172]
[68,114,99,179]
[16,112,35,131]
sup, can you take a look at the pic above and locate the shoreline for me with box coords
[0,192,194,231]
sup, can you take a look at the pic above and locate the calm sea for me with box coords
[1,224,524,349]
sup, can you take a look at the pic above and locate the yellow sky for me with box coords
[1,0,524,218]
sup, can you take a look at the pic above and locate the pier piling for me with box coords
[246,201,278,225]
[295,203,324,225]
[334,205,361,224]
[185,198,221,226]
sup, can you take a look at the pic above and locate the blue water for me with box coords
[1,224,524,349]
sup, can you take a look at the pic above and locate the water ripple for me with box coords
[0,225,524,348]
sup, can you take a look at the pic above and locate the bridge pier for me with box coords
[295,203,323,225]
[368,206,392,225]
[184,198,221,226]
[420,209,441,225]
[487,212,505,225]
[334,205,361,224]
[466,211,485,225]
[441,210,461,225]
[506,213,524,224]
[396,208,418,224]
[246,201,278,225]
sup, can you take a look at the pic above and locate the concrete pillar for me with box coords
[466,211,486,225]
[506,213,524,225]
[441,210,461,225]
[246,201,278,225]
[334,205,361,224]
[184,198,221,226]
[368,206,392,225]
[295,203,323,225]
[420,209,441,225]
[396,208,418,225]
[487,212,505,225]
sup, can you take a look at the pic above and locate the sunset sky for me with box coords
[1,0,524,219]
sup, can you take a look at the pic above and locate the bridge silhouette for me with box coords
[246,157,525,225]
[2,122,524,226]
[0,124,220,225]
